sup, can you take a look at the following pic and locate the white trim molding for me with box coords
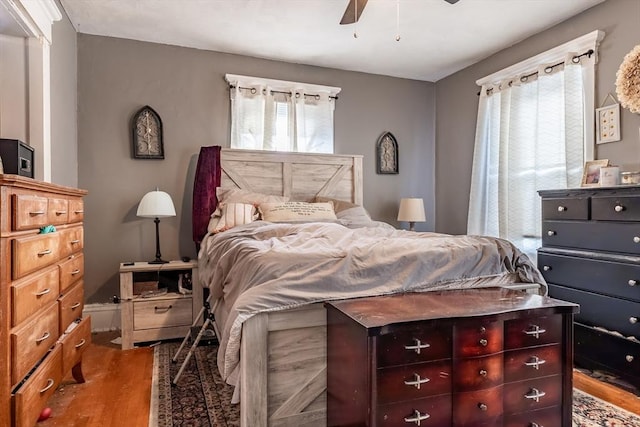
[0,0,61,43]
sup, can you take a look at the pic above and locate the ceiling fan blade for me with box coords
[444,0,460,3]
[340,0,369,25]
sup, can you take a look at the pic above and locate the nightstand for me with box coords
[119,260,201,349]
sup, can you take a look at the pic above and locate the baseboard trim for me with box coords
[83,303,121,332]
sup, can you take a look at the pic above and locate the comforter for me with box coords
[198,220,546,386]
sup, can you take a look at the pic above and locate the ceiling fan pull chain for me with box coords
[353,0,358,38]
[395,0,401,41]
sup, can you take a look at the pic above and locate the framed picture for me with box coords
[581,159,610,187]
[132,105,164,159]
[376,131,398,174]
[596,103,621,144]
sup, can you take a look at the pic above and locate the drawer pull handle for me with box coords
[70,239,81,244]
[634,236,640,244]
[35,331,50,343]
[40,378,55,394]
[478,403,488,411]
[630,317,638,324]
[404,373,430,389]
[56,210,68,215]
[404,338,430,354]
[155,305,173,312]
[523,325,546,339]
[629,280,638,287]
[524,388,546,402]
[75,339,87,349]
[479,338,488,346]
[626,355,634,363]
[479,369,487,377]
[557,206,566,212]
[524,356,547,370]
[71,302,81,309]
[74,210,84,214]
[35,288,51,297]
[30,210,45,216]
[71,269,81,275]
[403,409,430,425]
[37,249,52,256]
[547,230,556,236]
[542,265,551,271]
[615,204,625,212]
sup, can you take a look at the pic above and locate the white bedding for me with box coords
[198,220,546,388]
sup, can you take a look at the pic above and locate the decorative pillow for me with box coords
[208,203,257,233]
[336,205,372,222]
[259,201,337,222]
[313,196,358,213]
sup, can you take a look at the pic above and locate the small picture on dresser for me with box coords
[581,159,609,187]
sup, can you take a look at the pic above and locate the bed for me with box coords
[192,147,546,426]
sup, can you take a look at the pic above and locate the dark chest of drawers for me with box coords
[538,185,640,391]
[326,288,577,427]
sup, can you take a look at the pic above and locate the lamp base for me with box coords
[148,258,169,264]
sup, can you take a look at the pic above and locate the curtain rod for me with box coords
[229,85,338,100]
[477,49,594,96]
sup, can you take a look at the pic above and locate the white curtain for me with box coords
[230,84,335,153]
[468,53,593,260]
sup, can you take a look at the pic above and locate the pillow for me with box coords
[313,196,358,213]
[336,205,372,222]
[259,201,337,222]
[208,203,257,233]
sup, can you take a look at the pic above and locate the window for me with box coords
[225,74,341,153]
[467,31,605,260]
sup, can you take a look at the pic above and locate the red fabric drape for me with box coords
[192,146,221,247]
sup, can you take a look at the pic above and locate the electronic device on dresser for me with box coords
[326,288,578,426]
[538,185,640,392]
[0,175,91,427]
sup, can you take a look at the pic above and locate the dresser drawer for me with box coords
[592,195,640,222]
[548,284,640,338]
[504,344,561,382]
[58,225,84,258]
[12,193,49,230]
[504,405,561,427]
[11,302,59,386]
[68,198,84,223]
[538,252,640,302]
[133,297,192,330]
[454,319,503,357]
[504,315,562,349]
[542,197,589,220]
[11,265,60,327]
[376,359,451,404]
[47,197,69,225]
[542,220,640,254]
[377,323,451,367]
[59,253,84,292]
[504,375,561,414]
[12,344,62,427]
[60,317,91,374]
[376,393,452,427]
[59,280,84,332]
[12,232,61,279]
[453,353,503,392]
[453,385,503,426]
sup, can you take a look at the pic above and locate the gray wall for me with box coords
[77,35,435,303]
[435,0,640,235]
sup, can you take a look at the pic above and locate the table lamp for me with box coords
[137,189,176,264]
[397,198,425,231]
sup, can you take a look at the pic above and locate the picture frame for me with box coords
[376,131,398,174]
[595,103,621,144]
[132,105,164,159]
[581,159,610,187]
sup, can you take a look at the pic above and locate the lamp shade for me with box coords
[137,190,176,218]
[397,198,426,222]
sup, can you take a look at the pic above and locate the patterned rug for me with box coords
[151,341,640,426]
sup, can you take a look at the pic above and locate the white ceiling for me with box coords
[59,0,605,82]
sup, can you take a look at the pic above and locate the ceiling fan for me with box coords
[340,0,460,25]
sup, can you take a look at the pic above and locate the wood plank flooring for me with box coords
[37,332,639,426]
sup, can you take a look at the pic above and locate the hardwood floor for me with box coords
[37,332,639,426]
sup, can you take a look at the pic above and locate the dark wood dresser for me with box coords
[538,185,640,391]
[326,288,577,427]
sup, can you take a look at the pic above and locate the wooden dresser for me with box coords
[326,288,577,427]
[538,185,640,391]
[0,175,91,427]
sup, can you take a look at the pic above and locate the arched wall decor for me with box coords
[132,105,164,159]
[376,131,398,174]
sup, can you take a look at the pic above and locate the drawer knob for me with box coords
[557,206,566,212]
[630,317,638,324]
[479,369,487,377]
[478,403,488,411]
[404,338,431,354]
[404,373,431,389]
[39,378,55,394]
[615,204,625,212]
[524,356,547,370]
[634,236,640,244]
[479,338,488,347]
[524,387,546,402]
[543,265,551,271]
[629,280,638,287]
[35,288,51,297]
[35,331,51,343]
[626,355,634,363]
[547,230,556,236]
[404,409,430,425]
[523,325,546,339]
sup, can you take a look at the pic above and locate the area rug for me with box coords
[151,341,640,426]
